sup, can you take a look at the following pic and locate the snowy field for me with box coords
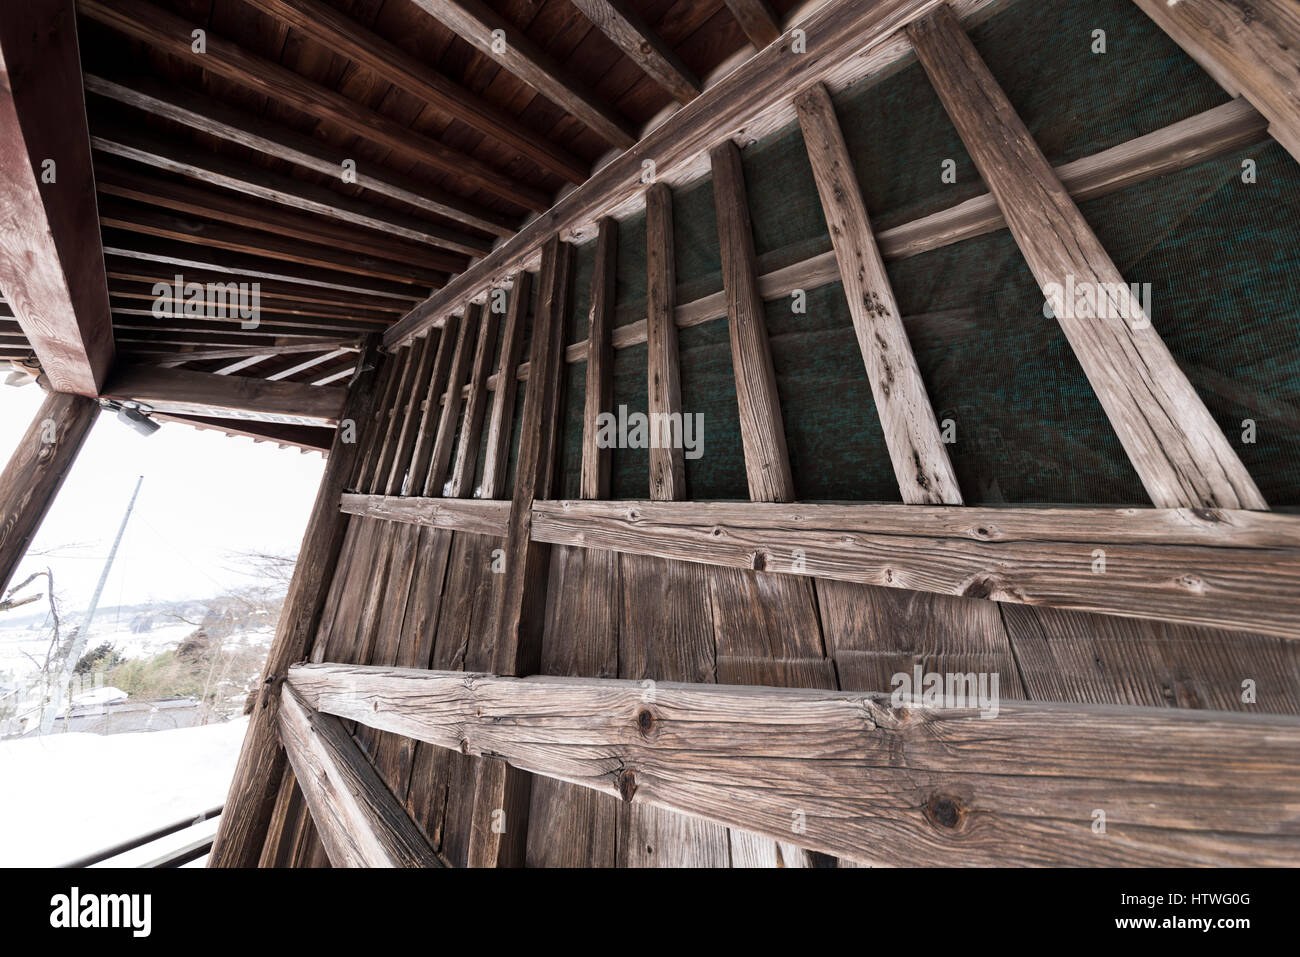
[0,717,247,866]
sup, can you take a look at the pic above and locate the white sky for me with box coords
[0,383,325,614]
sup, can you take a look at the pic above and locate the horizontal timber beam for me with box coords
[339,492,509,537]
[529,500,1300,640]
[288,663,1300,867]
[150,412,334,453]
[103,364,345,426]
[278,685,444,867]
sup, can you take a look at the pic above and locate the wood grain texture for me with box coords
[339,493,510,537]
[0,390,98,595]
[405,315,460,495]
[406,0,637,149]
[278,686,443,867]
[239,0,587,183]
[645,183,685,502]
[102,364,346,426]
[723,0,782,48]
[384,334,440,497]
[479,272,531,500]
[1132,0,1300,163]
[79,0,548,213]
[370,346,420,495]
[618,552,732,867]
[709,141,793,503]
[85,75,506,247]
[447,305,502,498]
[795,83,960,505]
[0,0,115,394]
[423,307,479,497]
[908,5,1265,511]
[209,342,381,868]
[580,221,617,501]
[569,0,700,104]
[529,500,1300,639]
[289,664,1300,866]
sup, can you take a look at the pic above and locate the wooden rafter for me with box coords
[77,0,550,214]
[0,0,114,394]
[239,0,587,185]
[569,0,700,105]
[407,0,637,150]
[102,364,346,425]
[723,0,782,49]
[85,76,508,246]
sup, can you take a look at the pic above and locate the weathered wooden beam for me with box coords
[240,0,586,184]
[102,234,424,303]
[405,316,460,495]
[339,492,510,537]
[0,390,99,595]
[149,411,334,453]
[95,169,468,276]
[570,0,700,104]
[0,0,114,394]
[383,334,440,496]
[908,5,1265,511]
[277,686,443,867]
[709,142,793,503]
[448,304,501,498]
[423,306,479,497]
[580,222,617,501]
[78,0,549,213]
[1131,0,1300,161]
[386,0,964,346]
[530,499,1300,639]
[355,347,412,493]
[723,0,782,48]
[208,341,381,867]
[479,273,532,499]
[372,342,427,496]
[407,0,637,149]
[85,77,507,247]
[102,364,346,426]
[134,339,356,367]
[795,83,960,505]
[289,663,1300,867]
[645,183,685,502]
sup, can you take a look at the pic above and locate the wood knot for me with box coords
[618,769,638,802]
[636,709,655,736]
[925,794,965,830]
[459,738,471,755]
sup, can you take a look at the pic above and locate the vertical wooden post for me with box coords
[208,337,383,868]
[645,182,686,502]
[469,235,572,868]
[479,272,532,500]
[424,306,479,496]
[580,220,617,501]
[448,303,502,497]
[0,390,99,596]
[795,83,962,505]
[709,141,795,503]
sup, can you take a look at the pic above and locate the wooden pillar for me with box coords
[208,336,383,868]
[0,389,99,595]
[469,235,572,868]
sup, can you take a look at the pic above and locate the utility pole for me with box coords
[40,476,143,734]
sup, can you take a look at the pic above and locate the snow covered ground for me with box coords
[0,717,247,867]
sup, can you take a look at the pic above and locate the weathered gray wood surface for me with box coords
[289,664,1300,866]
